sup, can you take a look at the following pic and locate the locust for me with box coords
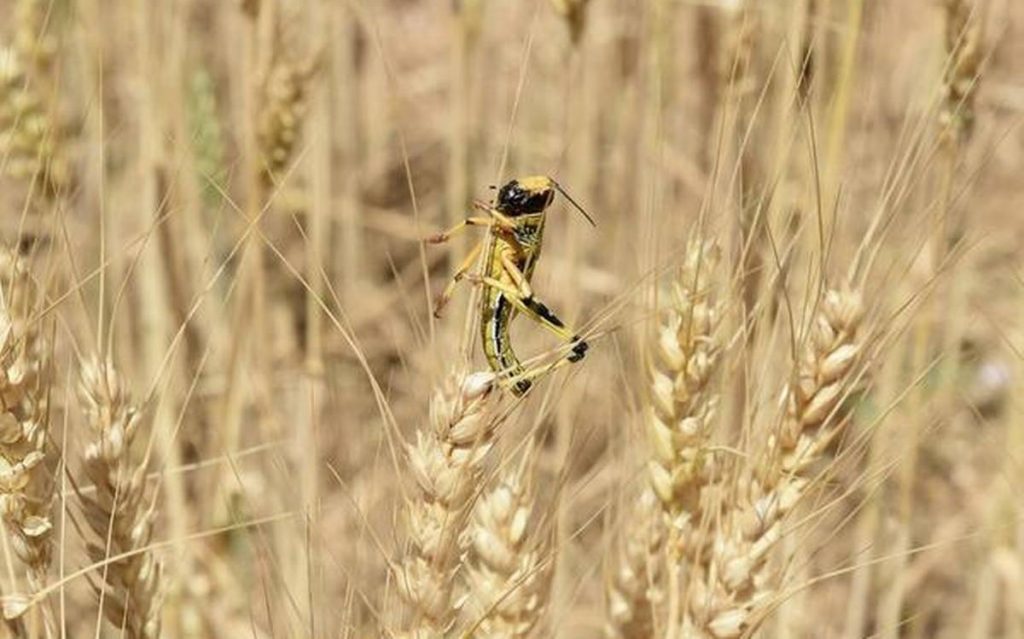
[427,175,594,396]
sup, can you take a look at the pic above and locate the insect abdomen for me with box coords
[481,294,531,396]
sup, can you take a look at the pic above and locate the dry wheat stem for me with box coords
[77,359,163,639]
[465,447,551,638]
[684,286,865,638]
[396,370,499,637]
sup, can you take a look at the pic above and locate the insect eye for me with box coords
[497,182,519,207]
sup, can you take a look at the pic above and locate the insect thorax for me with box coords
[512,215,545,250]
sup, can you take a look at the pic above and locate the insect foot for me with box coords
[432,295,449,318]
[568,336,589,362]
[511,379,533,396]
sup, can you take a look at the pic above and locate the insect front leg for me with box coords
[424,215,493,244]
[426,203,521,245]
[519,295,589,363]
[433,239,484,318]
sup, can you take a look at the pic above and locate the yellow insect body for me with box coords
[428,175,590,396]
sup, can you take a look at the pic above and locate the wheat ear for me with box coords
[0,252,55,593]
[687,286,865,638]
[397,370,499,637]
[465,446,551,638]
[646,240,723,540]
[604,488,664,639]
[77,358,163,639]
[256,50,316,188]
[0,0,68,198]
[606,240,723,637]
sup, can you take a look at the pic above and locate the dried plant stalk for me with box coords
[0,251,55,592]
[465,448,551,638]
[77,359,163,639]
[687,287,865,638]
[396,370,499,637]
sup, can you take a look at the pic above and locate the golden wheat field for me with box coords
[1,0,1022,637]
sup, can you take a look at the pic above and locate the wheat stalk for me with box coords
[465,447,551,638]
[396,370,499,637]
[0,251,55,595]
[77,358,163,639]
[685,286,865,638]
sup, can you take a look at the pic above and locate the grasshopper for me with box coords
[427,176,594,395]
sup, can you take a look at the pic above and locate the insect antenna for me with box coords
[551,179,597,227]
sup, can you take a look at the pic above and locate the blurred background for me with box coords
[1,0,1023,637]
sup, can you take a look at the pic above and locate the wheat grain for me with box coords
[0,0,68,200]
[606,240,723,637]
[0,251,55,595]
[646,240,723,539]
[604,488,664,639]
[465,447,551,638]
[686,286,865,638]
[77,358,163,639]
[396,370,499,637]
[257,53,316,187]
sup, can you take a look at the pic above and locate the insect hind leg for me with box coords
[520,296,589,363]
[467,273,589,365]
[494,253,588,363]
